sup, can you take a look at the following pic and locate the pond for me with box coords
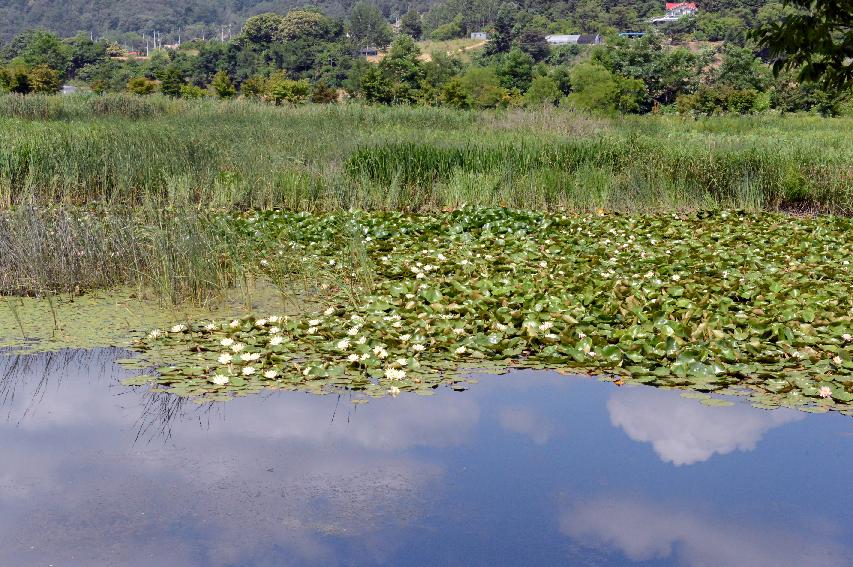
[1,348,850,566]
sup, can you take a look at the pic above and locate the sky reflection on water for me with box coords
[0,349,850,566]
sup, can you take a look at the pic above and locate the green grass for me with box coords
[0,94,850,213]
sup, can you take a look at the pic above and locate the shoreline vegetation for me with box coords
[0,95,850,213]
[1,96,851,412]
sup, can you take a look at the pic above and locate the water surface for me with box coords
[1,349,850,566]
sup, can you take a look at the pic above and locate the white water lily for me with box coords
[264,370,278,379]
[347,326,361,336]
[270,335,284,346]
[230,342,245,353]
[832,355,843,365]
[229,320,240,328]
[204,323,216,331]
[210,374,230,386]
[170,324,187,333]
[302,366,311,376]
[356,336,367,345]
[337,338,351,350]
[347,354,360,363]
[359,353,370,361]
[539,321,554,331]
[307,326,318,334]
[268,315,281,323]
[255,318,268,327]
[148,329,162,339]
[217,353,233,365]
[395,358,408,366]
[819,386,832,398]
[240,352,260,362]
[400,334,411,342]
[843,334,852,342]
[412,343,425,352]
[309,319,322,326]
[269,326,281,335]
[242,366,256,376]
[455,346,467,355]
[453,328,465,335]
[373,346,388,359]
[387,386,401,397]
[384,368,406,380]
[220,338,234,347]
[323,307,335,316]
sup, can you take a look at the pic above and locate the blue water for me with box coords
[0,349,850,566]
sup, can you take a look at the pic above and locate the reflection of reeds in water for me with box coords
[0,347,211,443]
[0,347,121,422]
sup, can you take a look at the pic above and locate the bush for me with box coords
[310,81,339,104]
[266,74,310,104]
[524,76,561,107]
[211,71,237,99]
[127,77,157,95]
[430,17,464,41]
[180,84,209,99]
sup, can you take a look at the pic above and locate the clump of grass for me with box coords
[0,204,250,304]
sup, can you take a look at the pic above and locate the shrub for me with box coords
[127,76,157,95]
[211,71,237,99]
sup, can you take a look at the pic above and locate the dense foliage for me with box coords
[1,1,848,115]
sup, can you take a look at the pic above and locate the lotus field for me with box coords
[128,208,853,415]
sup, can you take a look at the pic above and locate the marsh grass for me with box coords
[0,94,849,213]
[1,95,851,304]
[0,204,252,303]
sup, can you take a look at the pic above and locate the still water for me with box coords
[1,349,850,566]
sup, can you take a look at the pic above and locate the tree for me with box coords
[485,3,517,56]
[516,28,549,62]
[0,66,31,93]
[400,10,423,39]
[266,73,310,104]
[127,76,156,95]
[498,48,534,91]
[566,62,619,113]
[440,77,472,108]
[240,13,287,45]
[280,10,337,41]
[311,81,339,103]
[211,70,236,98]
[751,0,853,90]
[16,30,72,78]
[716,44,770,90]
[430,16,464,40]
[524,75,561,106]
[160,65,186,98]
[27,65,62,93]
[459,66,507,108]
[360,66,393,103]
[349,2,392,48]
[380,35,425,102]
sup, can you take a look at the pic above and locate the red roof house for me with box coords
[665,2,697,9]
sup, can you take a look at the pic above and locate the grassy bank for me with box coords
[0,94,850,213]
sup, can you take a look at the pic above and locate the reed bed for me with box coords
[0,94,849,213]
[0,94,851,303]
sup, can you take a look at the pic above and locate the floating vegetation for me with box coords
[128,208,853,414]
